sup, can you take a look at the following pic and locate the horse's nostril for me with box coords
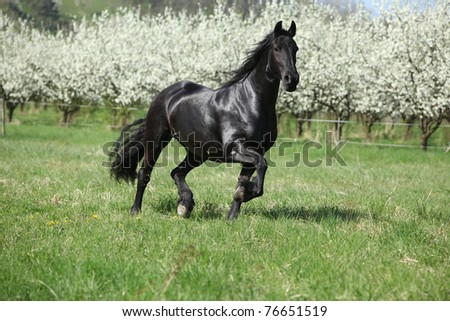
[284,75,291,83]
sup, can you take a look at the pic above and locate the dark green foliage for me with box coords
[0,0,70,31]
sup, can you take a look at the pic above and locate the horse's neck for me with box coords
[241,52,280,143]
[244,52,280,112]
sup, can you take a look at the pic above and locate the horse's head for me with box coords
[268,21,299,92]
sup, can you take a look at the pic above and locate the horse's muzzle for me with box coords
[283,72,299,92]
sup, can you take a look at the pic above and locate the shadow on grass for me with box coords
[152,194,363,222]
[260,205,362,222]
[195,203,226,220]
[193,204,363,222]
[153,194,177,214]
[153,195,226,220]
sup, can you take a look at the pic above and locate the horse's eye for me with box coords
[274,46,280,52]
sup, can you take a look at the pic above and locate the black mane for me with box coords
[222,28,292,88]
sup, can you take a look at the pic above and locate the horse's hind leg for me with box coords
[171,151,203,218]
[130,111,172,215]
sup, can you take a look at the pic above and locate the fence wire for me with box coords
[3,101,449,151]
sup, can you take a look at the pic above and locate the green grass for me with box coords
[58,0,127,18]
[1,110,449,301]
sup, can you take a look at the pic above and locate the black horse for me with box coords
[110,21,299,219]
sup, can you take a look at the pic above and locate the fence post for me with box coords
[1,97,5,136]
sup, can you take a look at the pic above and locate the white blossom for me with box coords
[0,0,448,139]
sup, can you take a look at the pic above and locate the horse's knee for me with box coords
[258,158,268,172]
[233,186,246,202]
[137,168,150,186]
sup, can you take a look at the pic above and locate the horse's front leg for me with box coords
[227,166,256,220]
[227,143,268,220]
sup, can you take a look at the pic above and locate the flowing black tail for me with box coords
[109,118,146,182]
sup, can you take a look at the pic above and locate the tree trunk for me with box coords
[295,111,313,138]
[276,109,284,133]
[306,110,313,131]
[334,112,348,142]
[276,111,284,128]
[361,112,381,140]
[6,101,18,122]
[334,121,344,142]
[59,105,80,124]
[296,118,304,137]
[385,118,396,137]
[111,108,119,127]
[420,133,431,151]
[1,98,5,136]
[63,109,69,124]
[402,115,415,141]
[120,108,132,128]
[418,116,442,151]
[366,122,374,140]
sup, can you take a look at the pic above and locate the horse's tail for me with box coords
[109,118,146,183]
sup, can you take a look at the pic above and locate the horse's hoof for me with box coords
[130,207,140,216]
[177,204,191,218]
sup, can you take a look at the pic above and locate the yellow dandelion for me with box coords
[92,213,99,220]
[47,220,56,226]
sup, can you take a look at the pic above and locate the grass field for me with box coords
[1,109,449,300]
[58,0,126,17]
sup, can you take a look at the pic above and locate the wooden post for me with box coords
[1,97,5,136]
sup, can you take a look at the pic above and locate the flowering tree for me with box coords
[382,3,450,149]
[39,19,104,123]
[0,0,448,148]
[0,17,36,124]
[290,4,362,141]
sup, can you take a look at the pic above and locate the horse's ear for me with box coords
[274,21,283,37]
[288,21,296,37]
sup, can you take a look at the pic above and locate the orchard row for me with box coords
[1,1,448,148]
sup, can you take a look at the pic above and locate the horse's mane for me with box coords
[221,28,291,88]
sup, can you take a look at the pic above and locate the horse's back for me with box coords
[164,80,211,104]
[162,80,217,135]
